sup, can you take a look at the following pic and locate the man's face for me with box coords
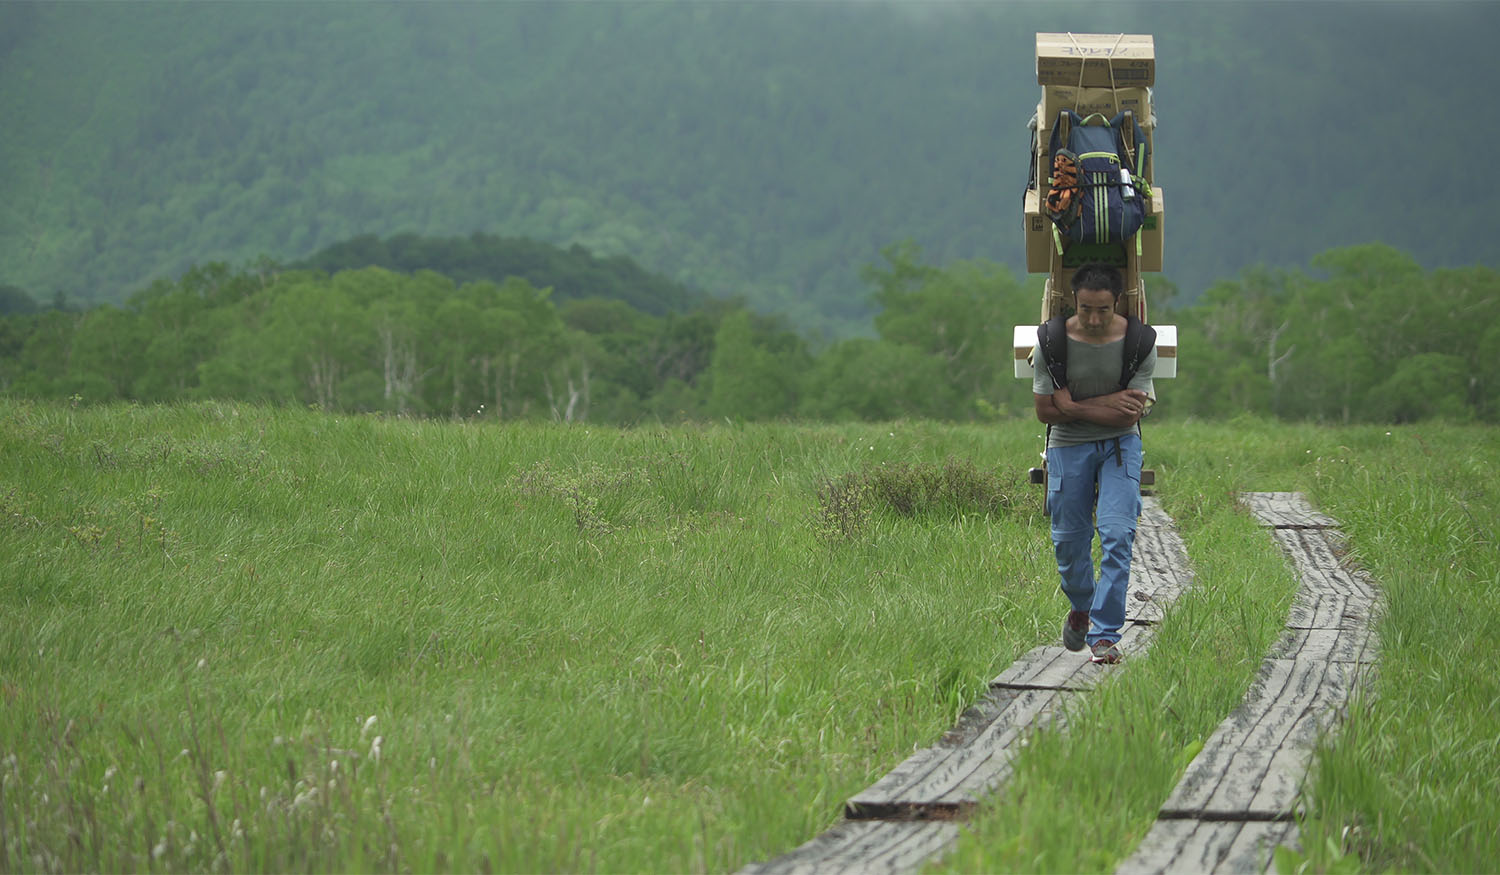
[1074,287,1117,338]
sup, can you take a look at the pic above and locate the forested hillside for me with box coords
[2,3,1498,334]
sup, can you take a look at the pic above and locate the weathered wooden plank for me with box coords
[1121,619,1161,653]
[851,493,1196,815]
[1286,587,1368,631]
[846,687,1071,817]
[1122,494,1373,874]
[1116,819,1201,875]
[989,625,1153,691]
[1116,819,1200,875]
[1161,660,1357,819]
[1117,818,1293,875]
[1285,589,1378,632]
[1157,659,1294,817]
[993,646,1089,690]
[1269,625,1377,663]
[1131,524,1194,600]
[738,820,961,875]
[1125,500,1195,624]
[1138,497,1177,529]
[990,646,1076,689]
[1126,598,1166,626]
[1272,528,1374,594]
[1162,660,1313,817]
[990,623,1155,691]
[1239,492,1338,529]
[856,687,1067,812]
[1216,820,1299,874]
[1271,529,1381,601]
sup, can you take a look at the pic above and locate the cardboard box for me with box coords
[1040,85,1152,129]
[1036,33,1155,88]
[1023,189,1054,273]
[1152,324,1177,377]
[1138,186,1164,272]
[1013,324,1037,379]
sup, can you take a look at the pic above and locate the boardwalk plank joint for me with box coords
[1116,492,1382,875]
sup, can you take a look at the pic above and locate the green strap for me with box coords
[1053,224,1064,255]
[1097,170,1108,243]
[1136,230,1143,257]
[1079,113,1111,126]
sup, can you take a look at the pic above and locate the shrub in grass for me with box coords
[863,457,1015,519]
[814,457,1018,544]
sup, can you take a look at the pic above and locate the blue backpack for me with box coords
[1044,110,1151,246]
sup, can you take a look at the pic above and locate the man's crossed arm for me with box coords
[1034,386,1149,428]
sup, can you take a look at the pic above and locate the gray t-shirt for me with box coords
[1033,336,1157,448]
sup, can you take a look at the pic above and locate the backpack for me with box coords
[1044,110,1151,246]
[1036,314,1156,393]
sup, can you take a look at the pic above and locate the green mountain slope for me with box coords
[2,2,1497,333]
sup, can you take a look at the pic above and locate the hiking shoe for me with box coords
[1062,610,1090,652]
[1090,639,1122,664]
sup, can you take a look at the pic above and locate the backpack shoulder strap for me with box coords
[1037,317,1070,390]
[1109,110,1148,176]
[1119,316,1158,390]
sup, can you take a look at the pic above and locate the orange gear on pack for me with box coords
[1046,151,1079,222]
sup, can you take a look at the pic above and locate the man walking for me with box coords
[1032,264,1157,664]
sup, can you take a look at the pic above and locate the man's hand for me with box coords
[1104,389,1151,419]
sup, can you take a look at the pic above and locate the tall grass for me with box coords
[0,401,1054,872]
[3,404,1495,872]
[1290,426,1500,872]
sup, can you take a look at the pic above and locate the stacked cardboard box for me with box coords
[1035,32,1154,88]
[1026,33,1163,320]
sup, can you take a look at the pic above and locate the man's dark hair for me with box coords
[1071,264,1124,301]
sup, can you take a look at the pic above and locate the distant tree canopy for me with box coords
[3,2,1497,337]
[2,236,1494,425]
[294,232,704,316]
[0,237,802,423]
[1173,244,1500,424]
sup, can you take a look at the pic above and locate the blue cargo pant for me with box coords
[1046,433,1143,646]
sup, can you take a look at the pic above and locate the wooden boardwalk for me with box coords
[1116,492,1380,875]
[742,492,1377,875]
[741,498,1194,874]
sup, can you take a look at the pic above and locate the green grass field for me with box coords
[2,401,1496,872]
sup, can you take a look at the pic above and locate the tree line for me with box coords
[1,236,1495,425]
